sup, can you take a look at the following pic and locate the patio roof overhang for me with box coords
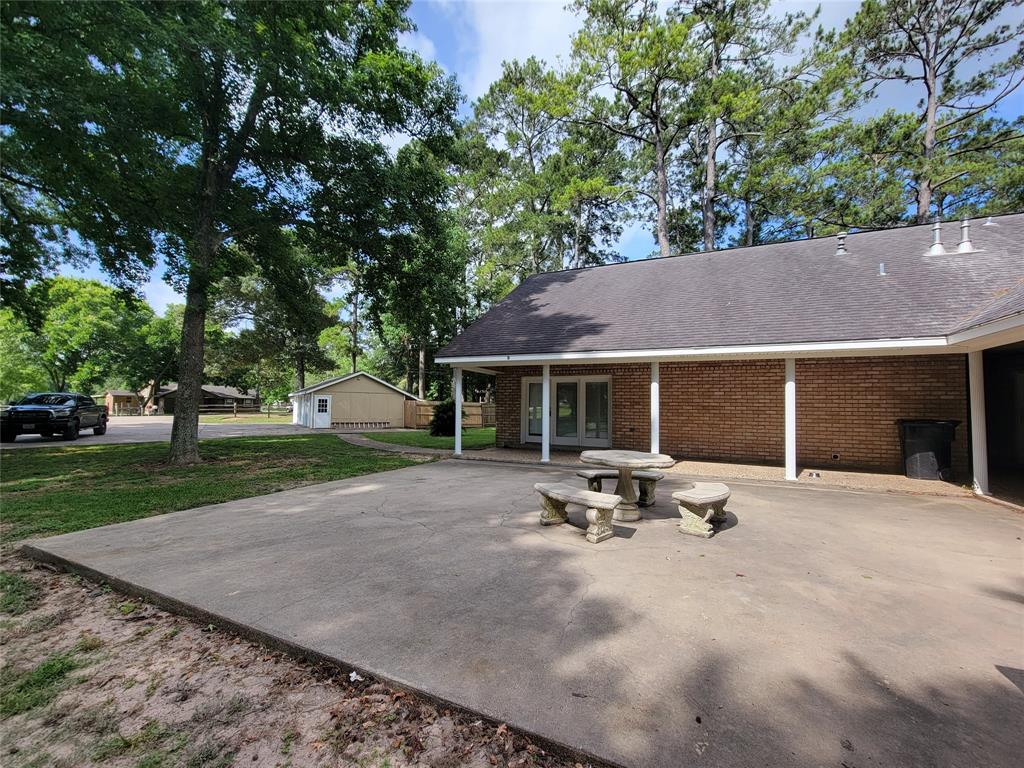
[436,313,1024,368]
[443,312,1024,494]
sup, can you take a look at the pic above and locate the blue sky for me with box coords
[67,0,1023,313]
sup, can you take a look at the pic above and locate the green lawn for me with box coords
[362,427,496,451]
[198,414,293,424]
[0,435,419,542]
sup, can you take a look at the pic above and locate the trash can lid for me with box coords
[895,419,961,427]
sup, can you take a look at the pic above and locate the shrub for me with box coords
[428,400,461,437]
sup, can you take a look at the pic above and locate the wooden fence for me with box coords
[404,401,496,429]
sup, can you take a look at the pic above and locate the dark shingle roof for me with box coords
[438,214,1024,359]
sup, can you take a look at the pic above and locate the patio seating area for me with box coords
[23,459,1024,768]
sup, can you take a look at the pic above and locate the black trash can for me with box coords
[896,419,960,480]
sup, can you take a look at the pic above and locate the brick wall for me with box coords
[660,360,785,463]
[492,354,969,478]
[795,356,968,476]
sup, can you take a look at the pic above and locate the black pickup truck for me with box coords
[1,393,108,442]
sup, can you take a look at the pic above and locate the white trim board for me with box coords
[436,336,952,366]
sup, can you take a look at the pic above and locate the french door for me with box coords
[522,376,610,447]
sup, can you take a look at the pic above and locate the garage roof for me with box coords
[289,371,421,400]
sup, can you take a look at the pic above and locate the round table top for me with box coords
[580,449,676,469]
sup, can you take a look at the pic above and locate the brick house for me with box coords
[436,215,1024,494]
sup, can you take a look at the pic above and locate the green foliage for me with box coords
[0,652,81,716]
[0,571,40,615]
[365,427,495,451]
[837,0,1024,222]
[2,0,458,462]
[428,400,458,437]
[0,308,48,402]
[0,435,420,541]
[18,277,154,394]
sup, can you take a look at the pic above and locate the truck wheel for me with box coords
[0,429,16,443]
[62,420,80,441]
[93,419,107,436]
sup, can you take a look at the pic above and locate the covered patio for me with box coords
[24,460,1024,767]
[439,216,1024,504]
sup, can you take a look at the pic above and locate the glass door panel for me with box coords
[555,381,578,439]
[584,381,609,440]
[527,382,543,437]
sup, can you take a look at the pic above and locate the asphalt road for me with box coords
[0,415,310,450]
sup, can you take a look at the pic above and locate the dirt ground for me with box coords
[0,558,588,768]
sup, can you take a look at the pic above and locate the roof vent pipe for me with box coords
[835,231,847,256]
[958,218,974,253]
[879,262,887,276]
[983,216,995,226]
[929,221,946,256]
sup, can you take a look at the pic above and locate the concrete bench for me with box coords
[534,482,622,544]
[575,469,665,507]
[672,482,731,538]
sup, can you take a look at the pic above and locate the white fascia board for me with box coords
[945,312,1024,348]
[435,336,951,366]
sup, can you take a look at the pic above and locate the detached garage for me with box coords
[290,372,420,430]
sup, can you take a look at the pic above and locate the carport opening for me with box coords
[984,343,1024,505]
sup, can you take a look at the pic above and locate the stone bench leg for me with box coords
[539,496,568,526]
[585,506,614,543]
[585,477,603,493]
[638,478,657,507]
[676,501,727,538]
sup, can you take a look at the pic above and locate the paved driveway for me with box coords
[23,461,1024,767]
[1,415,309,449]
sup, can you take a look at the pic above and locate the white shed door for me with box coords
[313,395,332,428]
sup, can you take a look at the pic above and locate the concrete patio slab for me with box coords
[23,461,1024,767]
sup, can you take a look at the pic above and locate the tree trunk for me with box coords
[295,350,305,391]
[349,280,359,374]
[405,341,414,394]
[168,273,208,465]
[703,117,718,251]
[744,198,755,246]
[916,65,938,223]
[418,343,427,399]
[571,204,583,269]
[653,129,671,258]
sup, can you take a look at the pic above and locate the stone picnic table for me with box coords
[579,449,676,522]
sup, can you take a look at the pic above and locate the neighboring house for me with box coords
[152,383,260,414]
[290,372,420,429]
[436,214,1024,495]
[103,390,142,415]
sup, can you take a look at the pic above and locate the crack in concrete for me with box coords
[559,561,597,646]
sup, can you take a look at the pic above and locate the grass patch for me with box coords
[198,414,292,424]
[362,427,495,451]
[0,571,40,615]
[0,652,80,716]
[0,435,419,541]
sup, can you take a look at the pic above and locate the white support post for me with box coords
[453,367,463,457]
[541,364,551,464]
[968,351,989,495]
[650,362,660,454]
[784,358,797,481]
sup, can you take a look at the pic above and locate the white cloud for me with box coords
[442,0,582,101]
[401,29,440,67]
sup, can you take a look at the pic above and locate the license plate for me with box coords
[22,423,34,429]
